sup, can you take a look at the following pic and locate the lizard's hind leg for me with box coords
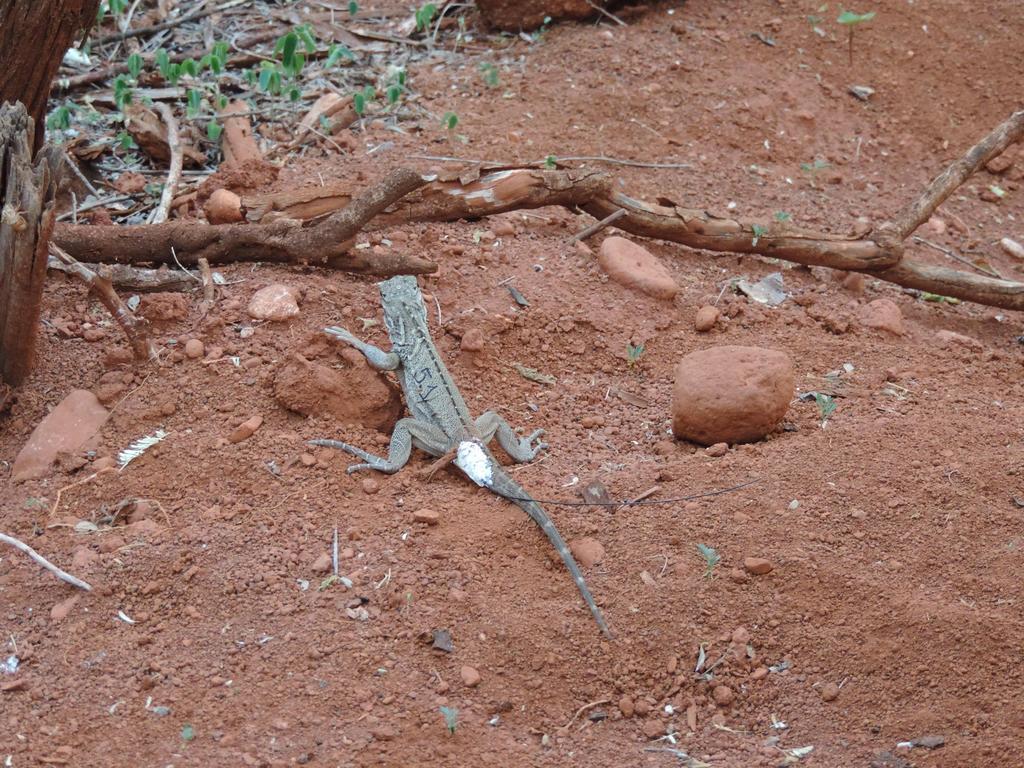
[475,411,547,463]
[310,418,449,474]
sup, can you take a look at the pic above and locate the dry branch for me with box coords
[48,257,196,291]
[50,244,157,361]
[149,103,182,225]
[0,531,93,591]
[53,168,434,275]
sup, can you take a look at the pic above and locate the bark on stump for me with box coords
[0,0,101,153]
[0,103,60,387]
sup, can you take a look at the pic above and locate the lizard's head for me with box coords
[377,275,427,342]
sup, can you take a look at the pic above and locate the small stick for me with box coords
[913,235,1002,278]
[197,257,215,302]
[586,0,626,26]
[93,0,248,45]
[150,103,183,225]
[560,699,611,731]
[627,486,660,505]
[0,532,93,591]
[420,447,457,481]
[50,245,157,361]
[570,208,625,243]
[332,526,339,577]
[540,155,693,169]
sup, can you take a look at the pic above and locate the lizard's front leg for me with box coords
[324,326,400,371]
[475,411,547,463]
[310,418,450,474]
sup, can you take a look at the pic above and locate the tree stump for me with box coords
[0,103,60,389]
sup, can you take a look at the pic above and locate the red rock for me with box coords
[860,299,904,335]
[935,329,982,349]
[694,305,720,332]
[273,356,401,433]
[491,219,516,237]
[569,537,605,567]
[750,666,769,680]
[299,452,316,466]
[228,415,263,443]
[705,442,728,457]
[361,478,380,495]
[50,596,79,622]
[841,272,865,295]
[712,684,735,706]
[139,292,188,322]
[311,553,332,574]
[672,346,794,445]
[12,390,109,481]
[413,508,440,526]
[460,665,481,687]
[642,719,665,739]
[247,284,300,321]
[743,557,774,575]
[184,339,205,359]
[460,328,485,352]
[205,188,244,224]
[81,328,106,342]
[99,535,126,553]
[598,236,679,300]
[618,695,635,717]
[820,682,840,701]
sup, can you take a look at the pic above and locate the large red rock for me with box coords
[672,346,794,445]
[859,299,904,336]
[12,390,109,481]
[598,236,678,300]
[248,284,300,321]
[273,352,401,432]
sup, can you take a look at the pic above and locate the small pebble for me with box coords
[743,557,774,575]
[642,719,665,740]
[460,328,485,352]
[569,537,605,567]
[361,478,380,495]
[228,414,263,443]
[820,682,840,702]
[694,305,720,332]
[618,696,635,718]
[184,339,205,359]
[460,665,481,687]
[413,508,440,526]
[311,553,332,574]
[706,442,728,457]
[712,685,735,706]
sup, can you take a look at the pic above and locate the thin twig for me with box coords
[150,103,182,225]
[561,699,611,731]
[50,245,157,361]
[93,0,248,45]
[63,152,102,198]
[586,0,626,26]
[56,194,134,222]
[912,235,1002,278]
[543,155,692,169]
[0,532,93,591]
[570,208,625,242]
[197,257,215,302]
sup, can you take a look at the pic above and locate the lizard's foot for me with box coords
[520,429,547,459]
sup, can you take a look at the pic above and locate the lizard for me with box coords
[309,275,612,638]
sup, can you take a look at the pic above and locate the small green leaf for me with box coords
[543,155,557,169]
[325,44,354,67]
[297,24,317,53]
[280,31,298,69]
[697,543,721,579]
[439,706,459,734]
[181,724,195,742]
[207,120,223,141]
[186,88,202,118]
[751,223,768,246]
[442,111,458,130]
[814,392,837,423]
[386,85,402,105]
[288,86,302,102]
[348,1,358,17]
[117,131,136,150]
[837,10,876,25]
[353,92,366,115]
[126,52,143,78]
[362,85,376,101]
[154,48,170,75]
[165,63,181,85]
[181,58,198,77]
[773,211,791,222]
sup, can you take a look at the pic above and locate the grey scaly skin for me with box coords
[309,275,611,638]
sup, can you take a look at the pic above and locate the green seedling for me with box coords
[415,3,438,32]
[543,154,557,169]
[837,9,876,65]
[814,392,837,425]
[439,706,459,734]
[180,724,195,742]
[697,544,721,579]
[626,342,645,368]
[113,75,133,110]
[47,105,74,131]
[774,211,792,222]
[920,292,960,304]
[325,44,355,67]
[348,1,359,16]
[751,223,768,247]
[800,157,830,188]
[117,131,136,150]
[479,62,500,88]
[442,110,459,131]
[126,52,143,79]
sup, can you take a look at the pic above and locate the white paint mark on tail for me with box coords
[455,440,493,487]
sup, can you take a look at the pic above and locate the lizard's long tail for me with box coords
[487,465,612,639]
